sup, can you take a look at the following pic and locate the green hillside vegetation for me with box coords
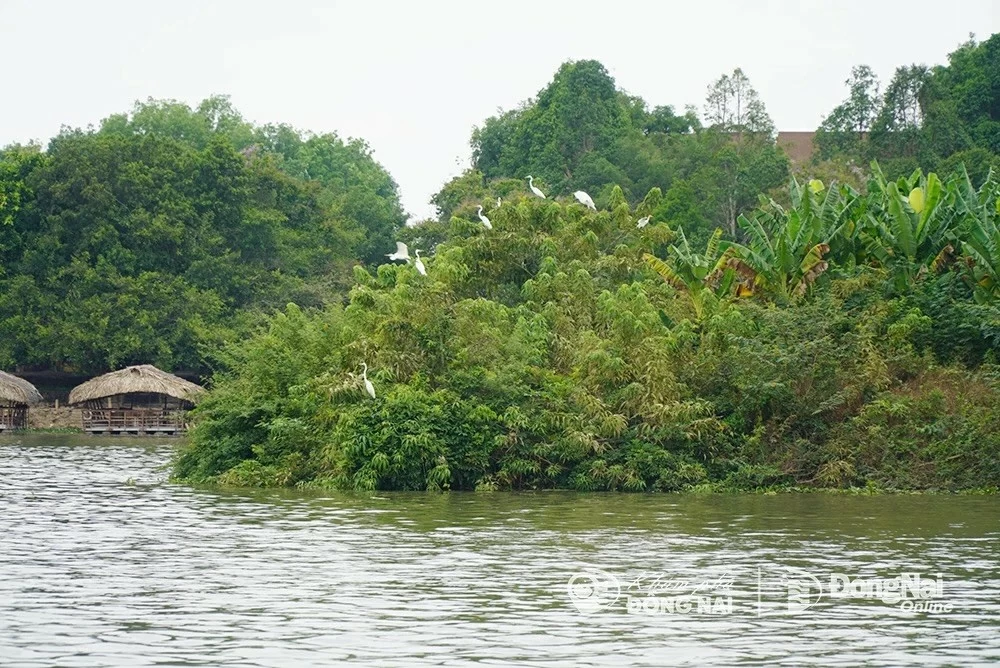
[817,34,1000,181]
[0,96,405,373]
[433,61,789,244]
[174,164,1000,492]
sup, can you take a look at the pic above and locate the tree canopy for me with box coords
[175,163,1000,492]
[456,60,788,242]
[0,97,405,373]
[817,34,1000,182]
[3,48,1000,495]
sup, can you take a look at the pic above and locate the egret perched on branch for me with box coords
[636,215,651,228]
[414,249,427,276]
[477,206,493,230]
[361,363,376,399]
[573,190,596,210]
[526,175,546,199]
[386,241,410,261]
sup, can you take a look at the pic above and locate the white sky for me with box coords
[1,0,997,220]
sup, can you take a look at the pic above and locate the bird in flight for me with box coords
[386,241,410,261]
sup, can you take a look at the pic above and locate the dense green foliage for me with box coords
[2,47,998,493]
[436,60,788,242]
[817,35,1000,180]
[174,164,1000,492]
[0,97,405,372]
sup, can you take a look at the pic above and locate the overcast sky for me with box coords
[1,1,997,219]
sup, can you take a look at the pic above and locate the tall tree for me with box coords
[471,59,632,195]
[814,36,1000,177]
[817,65,880,158]
[704,68,775,137]
[702,69,783,235]
[875,65,930,131]
[869,65,931,161]
[923,34,1000,157]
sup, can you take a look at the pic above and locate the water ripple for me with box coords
[1,435,998,666]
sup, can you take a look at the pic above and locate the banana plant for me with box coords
[789,177,860,239]
[714,175,872,301]
[718,184,839,302]
[861,164,959,290]
[643,227,734,320]
[955,165,1000,303]
[800,178,870,269]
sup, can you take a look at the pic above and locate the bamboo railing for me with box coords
[81,408,188,433]
[0,405,28,430]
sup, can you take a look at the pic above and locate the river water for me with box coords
[1,435,998,666]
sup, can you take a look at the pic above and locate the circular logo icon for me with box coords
[567,568,621,614]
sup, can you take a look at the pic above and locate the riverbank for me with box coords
[172,297,1000,494]
[27,406,84,431]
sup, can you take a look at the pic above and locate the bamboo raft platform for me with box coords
[80,408,189,435]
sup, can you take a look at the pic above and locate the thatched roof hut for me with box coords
[69,365,205,434]
[0,370,42,431]
[0,370,43,406]
[69,364,205,406]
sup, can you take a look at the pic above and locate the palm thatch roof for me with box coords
[0,370,43,406]
[68,365,206,405]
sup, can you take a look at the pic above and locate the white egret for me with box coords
[414,249,427,276]
[477,205,493,230]
[636,215,651,228]
[496,197,502,208]
[386,241,410,261]
[361,363,376,399]
[526,175,546,199]
[573,190,596,210]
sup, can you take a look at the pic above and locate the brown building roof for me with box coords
[776,131,817,164]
